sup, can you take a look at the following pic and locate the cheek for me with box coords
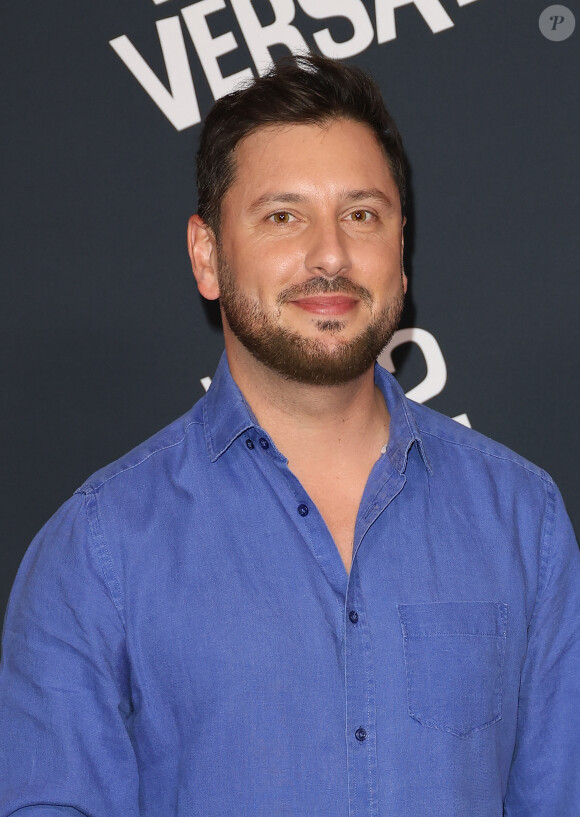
[353,243,401,279]
[232,242,305,294]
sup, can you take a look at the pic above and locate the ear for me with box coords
[188,214,220,301]
[401,216,408,294]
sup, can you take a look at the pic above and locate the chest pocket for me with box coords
[397,601,507,739]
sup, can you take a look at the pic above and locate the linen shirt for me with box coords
[0,354,579,817]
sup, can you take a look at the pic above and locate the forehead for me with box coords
[225,118,398,206]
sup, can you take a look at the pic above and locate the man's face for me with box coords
[215,118,406,385]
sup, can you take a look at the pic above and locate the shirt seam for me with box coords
[418,428,553,484]
[403,632,505,638]
[82,487,127,629]
[78,419,203,493]
[526,479,556,641]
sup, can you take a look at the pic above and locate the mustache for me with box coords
[277,276,373,308]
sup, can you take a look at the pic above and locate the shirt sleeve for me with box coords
[504,481,580,816]
[0,491,139,816]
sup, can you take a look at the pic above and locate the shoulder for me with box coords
[408,398,553,487]
[404,401,576,574]
[75,401,205,497]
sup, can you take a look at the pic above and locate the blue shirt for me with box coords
[1,354,579,817]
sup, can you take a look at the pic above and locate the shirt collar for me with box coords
[373,363,433,475]
[203,353,256,462]
[203,352,432,474]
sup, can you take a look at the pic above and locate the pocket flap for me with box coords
[397,601,507,638]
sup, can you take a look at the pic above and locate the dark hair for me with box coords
[196,53,406,235]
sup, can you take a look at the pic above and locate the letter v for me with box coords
[110,17,200,131]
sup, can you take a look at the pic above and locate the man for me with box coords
[0,54,578,817]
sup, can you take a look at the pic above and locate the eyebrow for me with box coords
[346,189,395,208]
[247,192,306,213]
[247,188,395,213]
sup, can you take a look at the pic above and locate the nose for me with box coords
[304,218,351,278]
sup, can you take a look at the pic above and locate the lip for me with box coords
[290,295,358,316]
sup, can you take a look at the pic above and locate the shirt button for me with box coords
[349,610,359,624]
[355,727,367,742]
[245,439,254,450]
[297,504,309,517]
[259,437,270,449]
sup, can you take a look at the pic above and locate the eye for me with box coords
[268,212,296,224]
[347,209,374,222]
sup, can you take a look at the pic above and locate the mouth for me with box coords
[289,295,359,316]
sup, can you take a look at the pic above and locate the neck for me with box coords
[225,340,390,459]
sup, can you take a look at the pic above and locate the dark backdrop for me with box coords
[1,0,578,626]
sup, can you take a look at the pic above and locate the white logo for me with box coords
[379,328,470,426]
[110,0,484,131]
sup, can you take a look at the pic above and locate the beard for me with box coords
[217,254,404,386]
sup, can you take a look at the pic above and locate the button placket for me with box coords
[345,565,379,816]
